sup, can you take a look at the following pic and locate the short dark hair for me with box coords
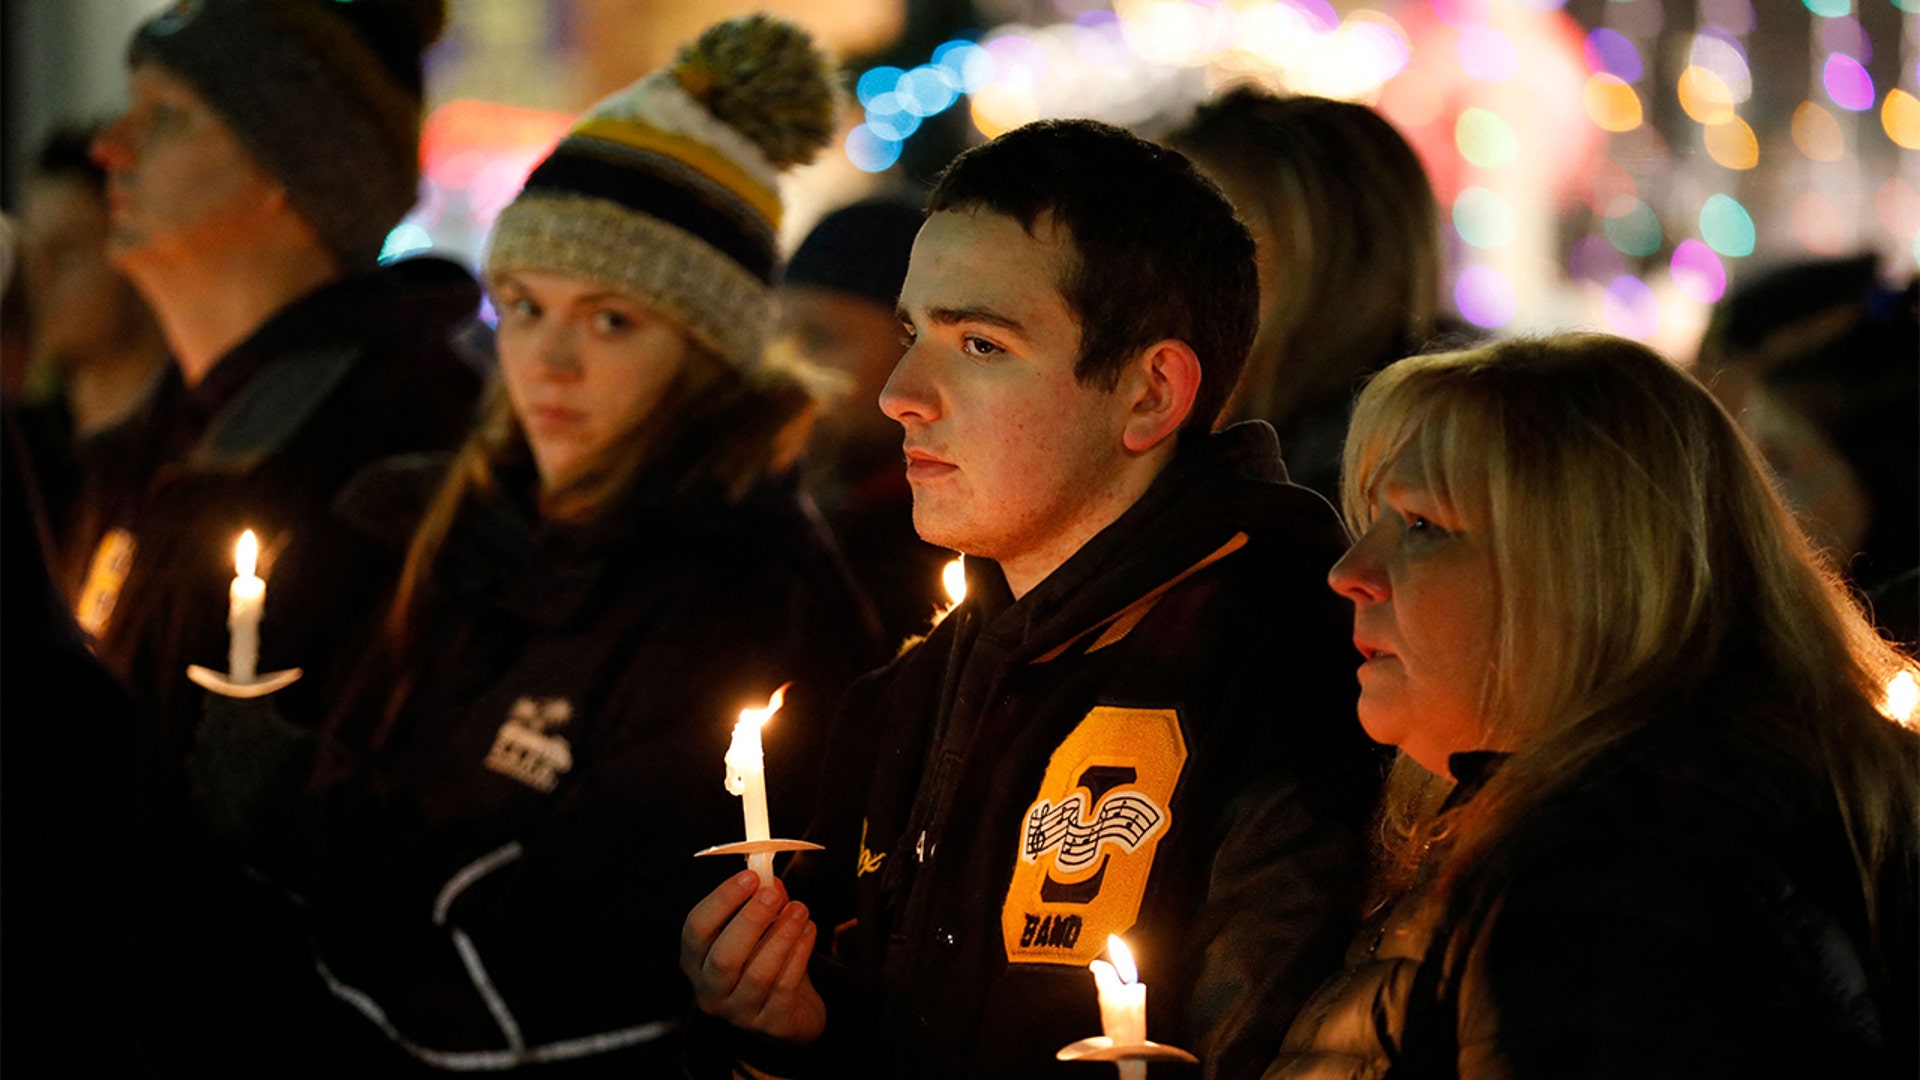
[926,119,1257,432]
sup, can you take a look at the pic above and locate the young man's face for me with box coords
[91,64,286,270]
[884,209,1138,578]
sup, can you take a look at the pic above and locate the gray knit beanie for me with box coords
[129,0,446,266]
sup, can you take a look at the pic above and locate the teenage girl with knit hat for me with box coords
[215,16,882,1072]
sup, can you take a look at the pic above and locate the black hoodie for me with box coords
[740,422,1384,1080]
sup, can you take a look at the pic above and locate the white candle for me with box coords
[725,684,788,889]
[1090,934,1148,1079]
[228,530,265,683]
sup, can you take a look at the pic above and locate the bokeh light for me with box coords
[1569,233,1627,283]
[896,67,960,117]
[380,222,434,263]
[1669,239,1727,304]
[1583,159,1638,216]
[1698,0,1755,35]
[1458,24,1520,82]
[1584,74,1643,132]
[1455,108,1519,168]
[1431,0,1495,29]
[1793,192,1848,255]
[1823,54,1875,112]
[969,83,1038,139]
[1604,275,1660,340]
[1687,32,1751,103]
[1583,28,1642,82]
[1800,0,1850,15]
[1820,16,1870,62]
[1704,116,1759,170]
[856,66,905,107]
[1603,196,1664,257]
[845,125,903,173]
[1678,66,1737,125]
[1878,178,1920,240]
[1453,187,1516,249]
[1883,89,1920,150]
[1455,266,1517,328]
[1699,194,1756,257]
[1793,101,1846,161]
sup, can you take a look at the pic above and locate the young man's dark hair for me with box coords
[927,118,1257,432]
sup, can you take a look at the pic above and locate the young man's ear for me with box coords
[1120,339,1202,454]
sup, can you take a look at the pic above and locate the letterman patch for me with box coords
[75,529,137,638]
[484,697,574,793]
[1001,706,1187,965]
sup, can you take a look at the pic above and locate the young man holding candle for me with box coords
[682,119,1381,1079]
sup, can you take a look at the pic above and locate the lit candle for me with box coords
[1884,670,1919,727]
[930,557,967,629]
[1090,934,1147,1079]
[228,530,265,683]
[725,684,788,889]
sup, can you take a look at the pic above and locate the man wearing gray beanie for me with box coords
[69,0,483,1072]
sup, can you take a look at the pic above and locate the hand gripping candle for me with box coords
[228,530,265,683]
[725,684,789,889]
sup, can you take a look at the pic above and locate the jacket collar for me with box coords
[956,421,1341,664]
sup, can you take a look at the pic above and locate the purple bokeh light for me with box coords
[1823,53,1875,112]
[1459,24,1520,82]
[1603,275,1660,339]
[1455,266,1518,328]
[1583,28,1642,82]
[1669,240,1728,304]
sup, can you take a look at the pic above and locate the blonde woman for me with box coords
[1270,334,1918,1076]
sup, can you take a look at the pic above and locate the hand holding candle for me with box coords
[929,556,968,630]
[228,529,265,683]
[725,684,789,889]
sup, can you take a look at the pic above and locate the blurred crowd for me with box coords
[1,1,1915,1078]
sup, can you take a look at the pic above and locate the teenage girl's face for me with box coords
[491,270,693,493]
[1326,446,1501,778]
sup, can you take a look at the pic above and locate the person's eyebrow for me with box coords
[896,304,1028,335]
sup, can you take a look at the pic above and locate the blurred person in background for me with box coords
[192,17,881,1073]
[1273,334,1918,1077]
[780,195,952,647]
[1167,88,1447,503]
[76,0,484,1072]
[1696,255,1918,648]
[13,125,170,551]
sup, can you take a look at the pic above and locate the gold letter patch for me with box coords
[1001,706,1187,965]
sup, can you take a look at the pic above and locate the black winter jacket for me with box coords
[73,256,487,757]
[731,423,1384,1080]
[1267,729,1920,1079]
[291,453,883,1074]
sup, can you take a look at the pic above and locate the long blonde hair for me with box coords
[1342,334,1919,936]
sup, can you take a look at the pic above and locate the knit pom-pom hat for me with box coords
[487,15,837,371]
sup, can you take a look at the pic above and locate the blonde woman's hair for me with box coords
[1341,333,1919,938]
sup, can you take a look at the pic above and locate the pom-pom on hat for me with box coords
[488,15,837,372]
[130,0,446,267]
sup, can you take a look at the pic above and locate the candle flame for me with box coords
[943,558,967,606]
[1107,934,1138,985]
[1884,670,1919,726]
[235,529,259,578]
[738,682,790,732]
